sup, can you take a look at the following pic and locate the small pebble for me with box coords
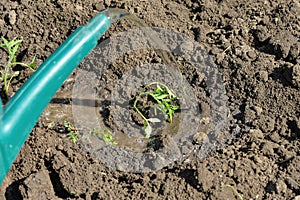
[193,132,209,144]
[75,5,83,11]
[93,3,104,11]
[261,142,274,156]
[286,177,300,190]
[259,115,275,132]
[247,50,257,60]
[276,179,287,194]
[56,144,64,151]
[179,40,194,53]
[292,63,300,88]
[254,156,263,164]
[8,10,17,25]
[10,2,18,9]
[253,106,263,116]
[249,129,264,139]
[0,19,5,26]
[259,70,268,82]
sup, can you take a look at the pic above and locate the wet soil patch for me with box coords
[0,0,299,199]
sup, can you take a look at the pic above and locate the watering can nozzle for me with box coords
[104,8,130,24]
[0,98,2,126]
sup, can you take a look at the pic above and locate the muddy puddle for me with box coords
[40,13,229,173]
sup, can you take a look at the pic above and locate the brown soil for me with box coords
[0,0,299,199]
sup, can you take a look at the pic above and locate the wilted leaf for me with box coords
[145,125,152,138]
[148,118,161,123]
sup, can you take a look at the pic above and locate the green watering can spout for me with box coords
[0,99,2,124]
[0,8,128,184]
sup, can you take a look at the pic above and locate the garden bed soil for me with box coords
[0,0,299,199]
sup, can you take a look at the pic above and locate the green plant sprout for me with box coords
[92,128,118,145]
[64,120,79,143]
[222,184,243,200]
[133,82,180,138]
[0,37,36,96]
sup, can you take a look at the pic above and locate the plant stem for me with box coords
[133,92,150,126]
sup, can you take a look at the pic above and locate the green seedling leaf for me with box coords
[155,94,169,100]
[134,82,180,137]
[92,128,118,145]
[63,120,69,127]
[164,102,170,109]
[156,84,163,91]
[161,98,172,103]
[69,132,78,143]
[170,105,180,110]
[158,103,167,117]
[11,43,20,57]
[165,87,176,98]
[64,121,79,143]
[1,37,9,47]
[11,70,19,77]
[0,37,36,96]
[28,55,37,69]
[6,38,22,49]
[154,88,162,94]
[6,71,20,79]
[168,109,174,123]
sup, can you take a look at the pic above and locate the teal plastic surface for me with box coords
[0,12,111,184]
